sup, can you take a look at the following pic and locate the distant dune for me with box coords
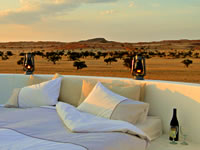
[0,38,200,51]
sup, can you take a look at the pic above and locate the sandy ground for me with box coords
[0,53,200,84]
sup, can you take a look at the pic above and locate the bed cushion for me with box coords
[78,82,149,124]
[28,74,83,107]
[78,82,126,118]
[4,88,21,108]
[4,77,62,108]
[79,79,143,105]
[111,99,149,124]
[135,116,162,141]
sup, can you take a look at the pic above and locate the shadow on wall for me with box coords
[144,83,200,143]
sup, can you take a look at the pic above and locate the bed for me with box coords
[0,104,162,150]
[0,74,165,150]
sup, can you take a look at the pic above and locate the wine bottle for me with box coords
[169,108,179,141]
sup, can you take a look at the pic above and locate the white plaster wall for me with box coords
[143,80,200,144]
[0,74,199,143]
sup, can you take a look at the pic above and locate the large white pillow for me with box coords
[78,82,149,124]
[78,82,126,118]
[79,79,143,105]
[18,77,62,108]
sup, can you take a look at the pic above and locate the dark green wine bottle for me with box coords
[169,108,179,141]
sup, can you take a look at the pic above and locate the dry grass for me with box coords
[0,52,200,84]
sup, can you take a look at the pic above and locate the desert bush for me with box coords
[104,57,117,65]
[0,51,3,56]
[181,59,193,68]
[73,61,87,70]
[123,57,133,70]
[89,52,95,57]
[68,52,81,61]
[6,51,13,56]
[17,57,24,65]
[101,52,108,58]
[45,52,62,64]
[81,51,89,58]
[93,54,100,59]
[1,55,9,60]
[33,51,44,57]
[19,52,25,56]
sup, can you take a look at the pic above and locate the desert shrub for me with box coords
[47,54,61,64]
[101,52,108,58]
[104,57,117,65]
[19,52,25,56]
[123,57,132,70]
[93,54,100,59]
[181,59,193,68]
[6,51,13,56]
[0,51,3,56]
[2,55,9,60]
[17,57,24,65]
[73,61,87,70]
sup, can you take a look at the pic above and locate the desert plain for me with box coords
[0,39,200,84]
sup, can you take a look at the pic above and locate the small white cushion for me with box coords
[78,82,126,118]
[135,116,162,141]
[4,88,21,108]
[78,82,149,124]
[111,99,149,124]
[18,77,62,108]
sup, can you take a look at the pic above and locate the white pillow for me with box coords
[79,79,143,105]
[111,99,149,124]
[18,77,62,108]
[78,82,149,124]
[78,82,126,118]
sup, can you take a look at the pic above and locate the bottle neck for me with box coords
[173,109,177,119]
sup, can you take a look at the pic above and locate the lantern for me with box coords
[23,53,35,75]
[132,54,146,80]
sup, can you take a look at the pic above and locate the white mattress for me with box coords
[135,116,162,141]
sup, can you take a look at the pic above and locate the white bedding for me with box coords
[56,102,150,141]
[0,105,148,150]
[0,129,86,150]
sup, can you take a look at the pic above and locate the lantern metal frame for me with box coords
[131,54,146,80]
[23,53,35,75]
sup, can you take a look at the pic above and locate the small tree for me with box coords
[1,55,9,60]
[47,54,62,64]
[73,61,87,70]
[102,52,108,58]
[17,57,24,65]
[6,51,13,56]
[0,51,3,56]
[104,57,117,65]
[94,54,100,60]
[123,57,132,71]
[181,59,193,68]
[19,52,25,56]
[104,58,110,65]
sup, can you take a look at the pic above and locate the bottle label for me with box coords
[169,127,178,139]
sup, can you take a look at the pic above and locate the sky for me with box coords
[0,0,200,42]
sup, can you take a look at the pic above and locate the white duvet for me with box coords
[56,102,150,141]
[0,103,150,150]
[0,129,86,150]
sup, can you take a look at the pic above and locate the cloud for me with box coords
[129,2,135,8]
[100,9,115,15]
[0,0,118,24]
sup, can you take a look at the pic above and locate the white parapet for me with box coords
[0,74,200,144]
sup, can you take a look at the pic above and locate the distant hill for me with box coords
[80,38,109,43]
[0,38,200,51]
